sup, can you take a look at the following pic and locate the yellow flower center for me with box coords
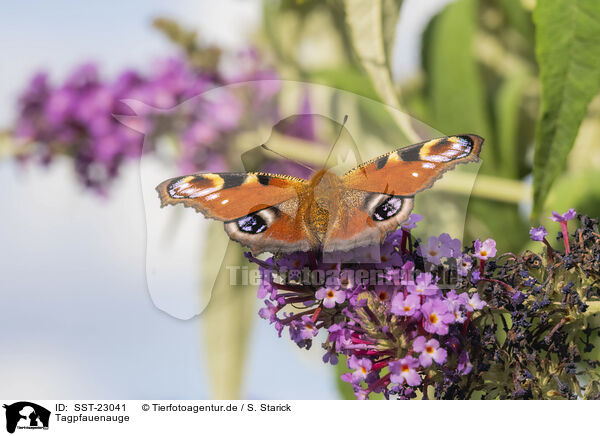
[425,346,434,354]
[404,306,411,312]
[327,290,335,298]
[480,250,487,257]
[429,313,439,324]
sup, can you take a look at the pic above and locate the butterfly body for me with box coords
[156,134,483,255]
[303,170,342,239]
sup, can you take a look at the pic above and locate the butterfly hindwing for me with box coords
[342,134,484,195]
[156,172,314,253]
[323,191,415,252]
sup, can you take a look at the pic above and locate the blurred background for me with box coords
[1,0,599,399]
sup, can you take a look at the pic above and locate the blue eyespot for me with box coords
[237,214,268,234]
[373,197,404,221]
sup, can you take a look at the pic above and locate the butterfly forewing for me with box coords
[156,172,315,253]
[342,134,483,195]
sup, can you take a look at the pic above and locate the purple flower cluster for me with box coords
[14,52,278,191]
[251,209,600,400]
[249,216,490,399]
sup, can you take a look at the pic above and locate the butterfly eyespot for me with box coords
[456,135,474,148]
[372,196,404,221]
[233,207,279,235]
[236,214,268,234]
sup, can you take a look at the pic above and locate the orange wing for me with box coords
[157,172,305,219]
[342,134,484,195]
[323,194,415,253]
[156,172,315,254]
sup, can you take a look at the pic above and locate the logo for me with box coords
[3,402,50,433]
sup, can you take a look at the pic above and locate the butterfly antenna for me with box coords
[260,143,315,172]
[323,114,348,169]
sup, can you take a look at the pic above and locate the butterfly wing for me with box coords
[323,134,483,252]
[156,172,316,254]
[322,191,415,253]
[342,134,483,195]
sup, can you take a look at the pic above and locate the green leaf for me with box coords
[343,0,401,76]
[379,0,403,62]
[495,73,529,178]
[308,67,379,100]
[201,221,256,399]
[496,0,535,43]
[343,0,419,141]
[424,0,493,157]
[532,0,600,217]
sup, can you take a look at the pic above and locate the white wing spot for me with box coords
[423,154,451,163]
[412,172,419,178]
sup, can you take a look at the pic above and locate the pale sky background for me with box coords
[0,0,451,399]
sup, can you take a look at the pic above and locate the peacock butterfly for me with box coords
[156,134,483,255]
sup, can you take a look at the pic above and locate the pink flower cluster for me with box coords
[250,215,492,399]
